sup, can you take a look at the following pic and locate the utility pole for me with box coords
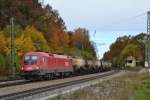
[145,11,150,74]
[10,17,15,78]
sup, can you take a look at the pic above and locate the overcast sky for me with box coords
[44,0,150,59]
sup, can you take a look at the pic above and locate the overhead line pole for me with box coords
[10,17,15,78]
[146,11,150,74]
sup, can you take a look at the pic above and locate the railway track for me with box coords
[0,70,112,88]
[0,70,119,100]
[0,80,29,88]
[0,73,103,88]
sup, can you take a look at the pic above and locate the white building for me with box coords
[125,56,136,67]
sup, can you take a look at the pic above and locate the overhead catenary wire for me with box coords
[96,11,147,32]
[92,11,147,42]
[91,12,147,59]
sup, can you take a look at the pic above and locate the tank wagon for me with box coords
[101,61,112,71]
[72,57,85,74]
[21,52,112,80]
[72,58,111,74]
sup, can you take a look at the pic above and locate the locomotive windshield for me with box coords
[24,55,37,65]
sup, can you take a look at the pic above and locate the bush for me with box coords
[0,53,10,76]
[0,53,6,69]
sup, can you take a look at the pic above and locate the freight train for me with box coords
[21,52,112,80]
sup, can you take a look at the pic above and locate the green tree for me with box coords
[103,36,130,65]
[3,24,22,37]
[0,54,6,69]
[119,44,143,66]
[103,34,144,67]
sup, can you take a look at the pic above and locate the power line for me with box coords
[98,12,146,31]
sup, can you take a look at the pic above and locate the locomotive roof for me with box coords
[25,52,49,57]
[25,52,71,59]
[52,54,69,59]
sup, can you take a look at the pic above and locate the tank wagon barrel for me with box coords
[72,57,112,74]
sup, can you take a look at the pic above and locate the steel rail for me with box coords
[0,80,30,88]
[0,70,112,88]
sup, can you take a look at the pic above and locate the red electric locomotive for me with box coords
[21,52,73,80]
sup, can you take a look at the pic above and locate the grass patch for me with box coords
[134,88,150,100]
[125,66,143,71]
[51,71,150,100]
[0,76,10,80]
[0,74,21,81]
[133,74,150,100]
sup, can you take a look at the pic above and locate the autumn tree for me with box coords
[71,28,97,59]
[15,34,35,57]
[23,26,49,52]
[0,0,66,48]
[0,32,7,74]
[0,0,98,75]
[0,32,7,54]
[50,32,61,52]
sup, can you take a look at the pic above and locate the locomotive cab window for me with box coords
[24,55,37,65]
[42,57,46,64]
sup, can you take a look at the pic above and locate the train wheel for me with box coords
[59,72,64,79]
[43,74,51,80]
[69,72,73,77]
[48,73,52,80]
[24,76,29,80]
[37,75,44,81]
[64,72,71,77]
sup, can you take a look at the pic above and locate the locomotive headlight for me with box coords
[21,67,24,70]
[35,66,39,70]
